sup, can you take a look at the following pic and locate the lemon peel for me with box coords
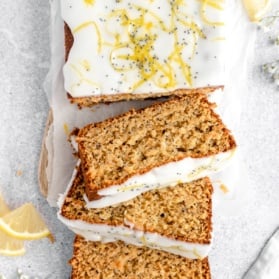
[0,230,25,257]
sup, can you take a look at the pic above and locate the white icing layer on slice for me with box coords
[86,149,236,208]
[58,214,211,260]
[61,0,226,97]
[57,157,213,259]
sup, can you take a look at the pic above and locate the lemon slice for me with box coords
[0,197,25,256]
[0,230,25,256]
[0,193,10,217]
[243,0,271,22]
[0,203,51,240]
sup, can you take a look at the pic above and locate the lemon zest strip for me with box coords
[73,21,102,53]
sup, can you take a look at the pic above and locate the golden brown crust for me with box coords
[68,87,222,108]
[70,236,211,279]
[64,23,222,107]
[75,93,236,200]
[124,177,213,244]
[64,23,73,61]
[84,185,102,201]
[61,168,213,244]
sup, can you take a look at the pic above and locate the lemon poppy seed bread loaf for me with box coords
[61,0,226,107]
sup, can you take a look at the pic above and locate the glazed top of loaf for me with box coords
[61,0,226,98]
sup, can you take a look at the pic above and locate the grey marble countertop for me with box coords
[0,1,278,278]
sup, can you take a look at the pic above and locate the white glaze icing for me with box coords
[85,149,236,208]
[58,214,211,259]
[61,0,226,97]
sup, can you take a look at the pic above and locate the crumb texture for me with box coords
[61,170,212,243]
[125,177,212,243]
[70,237,211,279]
[77,93,236,195]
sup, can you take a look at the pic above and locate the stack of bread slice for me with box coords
[58,93,236,278]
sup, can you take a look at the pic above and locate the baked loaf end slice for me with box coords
[70,236,211,279]
[61,171,212,245]
[64,24,222,107]
[76,93,236,202]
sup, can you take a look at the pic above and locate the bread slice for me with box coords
[65,23,220,107]
[61,0,226,107]
[70,236,211,279]
[59,168,213,259]
[74,93,236,206]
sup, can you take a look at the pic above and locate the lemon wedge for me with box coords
[0,193,10,217]
[0,203,51,240]
[0,230,25,256]
[0,195,25,256]
[242,0,271,22]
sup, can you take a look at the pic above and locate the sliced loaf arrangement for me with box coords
[58,92,236,278]
[58,0,235,277]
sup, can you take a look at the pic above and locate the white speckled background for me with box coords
[0,1,74,278]
[0,0,278,278]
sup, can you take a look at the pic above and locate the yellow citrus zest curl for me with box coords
[83,0,95,6]
[70,0,224,91]
[73,21,102,53]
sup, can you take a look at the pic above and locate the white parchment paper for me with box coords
[44,0,256,214]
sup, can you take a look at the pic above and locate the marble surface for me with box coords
[0,0,278,278]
